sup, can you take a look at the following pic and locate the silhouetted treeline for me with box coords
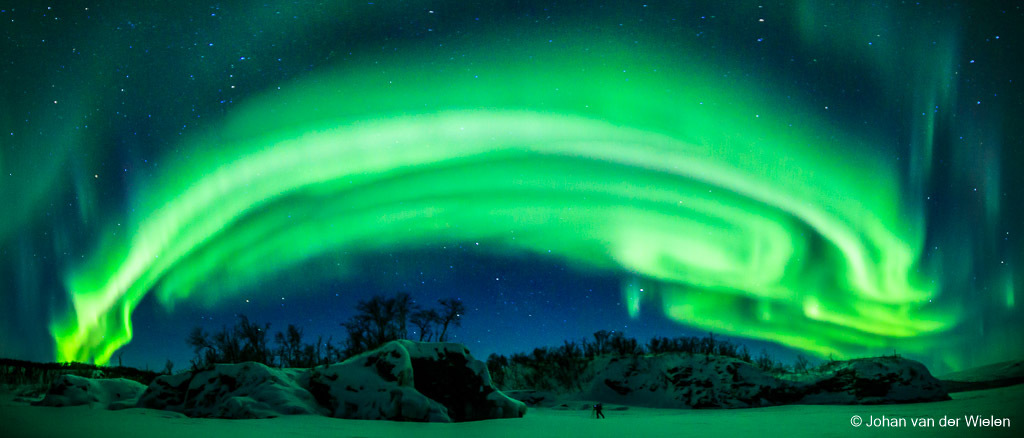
[0,358,160,389]
[486,331,801,391]
[340,293,465,357]
[187,315,273,368]
[187,293,466,370]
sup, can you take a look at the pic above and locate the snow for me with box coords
[33,374,146,410]
[28,348,947,428]
[505,390,563,407]
[584,354,787,408]
[137,362,326,419]
[136,371,193,411]
[6,383,1021,438]
[940,360,1024,393]
[125,341,524,422]
[396,341,526,420]
[310,342,450,421]
[941,360,1024,383]
[799,356,950,404]
[580,354,947,408]
[310,341,525,422]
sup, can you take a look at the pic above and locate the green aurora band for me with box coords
[51,39,955,366]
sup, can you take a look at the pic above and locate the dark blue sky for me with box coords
[121,249,804,371]
[1,1,1021,375]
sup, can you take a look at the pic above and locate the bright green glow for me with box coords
[51,37,954,365]
[1007,273,1016,309]
[796,0,960,226]
[624,280,651,319]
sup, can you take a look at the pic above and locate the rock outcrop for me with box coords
[799,357,950,404]
[34,374,146,409]
[31,344,948,416]
[139,363,325,418]
[309,341,525,422]
[132,340,525,422]
[585,354,795,409]
[584,354,948,408]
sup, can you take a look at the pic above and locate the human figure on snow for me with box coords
[593,402,605,419]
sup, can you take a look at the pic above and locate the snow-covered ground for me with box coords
[4,383,1020,437]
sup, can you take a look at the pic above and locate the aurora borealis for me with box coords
[1,1,1020,374]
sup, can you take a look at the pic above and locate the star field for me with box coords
[0,1,1021,375]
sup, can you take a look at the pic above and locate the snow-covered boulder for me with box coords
[584,354,793,408]
[309,342,450,422]
[309,340,525,422]
[34,374,146,409]
[136,371,193,411]
[799,357,950,404]
[402,342,526,421]
[131,341,523,422]
[138,362,326,419]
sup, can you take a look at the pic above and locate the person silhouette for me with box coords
[593,402,605,419]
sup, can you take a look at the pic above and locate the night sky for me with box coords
[1,1,1021,375]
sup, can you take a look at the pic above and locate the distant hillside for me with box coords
[505,353,951,409]
[939,359,1024,393]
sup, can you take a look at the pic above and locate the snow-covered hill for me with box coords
[939,360,1024,393]
[581,354,949,408]
[308,341,524,421]
[34,374,146,410]
[584,354,791,408]
[138,362,325,418]
[798,356,949,404]
[35,341,525,422]
[29,345,953,419]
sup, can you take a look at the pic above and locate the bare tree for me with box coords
[342,315,372,357]
[393,292,416,339]
[592,330,611,357]
[235,315,272,363]
[794,354,810,373]
[356,295,394,347]
[187,327,216,369]
[410,308,440,341]
[275,324,303,367]
[323,336,341,365]
[437,298,466,342]
[341,294,467,355]
[186,315,272,368]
